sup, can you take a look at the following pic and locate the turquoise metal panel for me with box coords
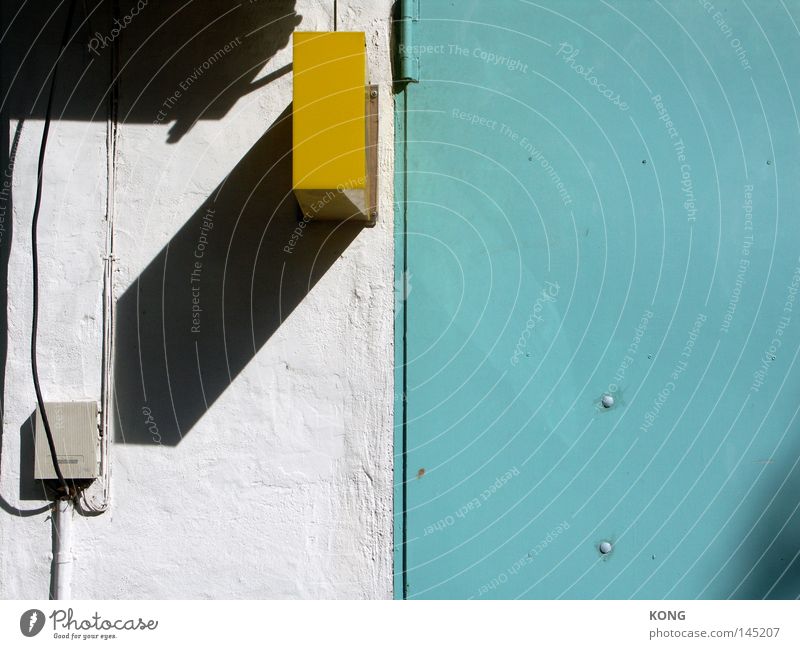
[395,0,800,599]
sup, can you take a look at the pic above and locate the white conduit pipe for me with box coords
[54,499,73,599]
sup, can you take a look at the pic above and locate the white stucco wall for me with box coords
[0,0,394,599]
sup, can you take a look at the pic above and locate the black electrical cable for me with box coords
[31,0,79,497]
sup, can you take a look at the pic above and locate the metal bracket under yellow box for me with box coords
[292,31,377,225]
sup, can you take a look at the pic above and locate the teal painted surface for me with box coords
[395,0,800,599]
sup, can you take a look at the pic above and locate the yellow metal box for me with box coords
[292,31,374,223]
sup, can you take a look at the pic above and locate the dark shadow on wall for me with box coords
[107,0,366,445]
[17,412,49,503]
[114,0,302,142]
[2,0,302,141]
[112,104,363,445]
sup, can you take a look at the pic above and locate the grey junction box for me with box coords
[34,401,100,480]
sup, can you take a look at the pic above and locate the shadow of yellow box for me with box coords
[292,31,375,223]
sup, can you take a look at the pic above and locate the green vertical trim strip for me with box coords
[396,0,419,82]
[393,86,409,600]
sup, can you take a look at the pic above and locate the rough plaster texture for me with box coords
[0,0,394,599]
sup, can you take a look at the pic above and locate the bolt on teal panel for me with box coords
[395,0,800,599]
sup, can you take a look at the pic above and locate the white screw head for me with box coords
[601,394,614,408]
[599,541,613,555]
